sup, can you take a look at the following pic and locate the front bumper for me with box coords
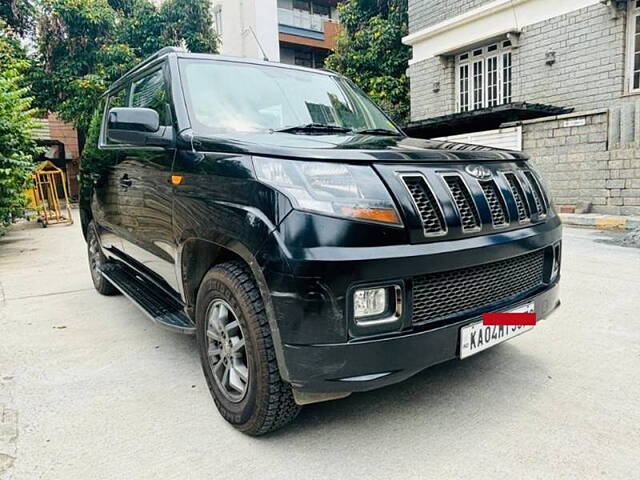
[256,212,562,394]
[283,282,559,393]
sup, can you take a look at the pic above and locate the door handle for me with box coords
[119,174,132,188]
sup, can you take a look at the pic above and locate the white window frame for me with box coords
[213,5,223,35]
[626,1,640,94]
[455,41,512,113]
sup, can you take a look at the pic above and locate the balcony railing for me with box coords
[278,7,329,32]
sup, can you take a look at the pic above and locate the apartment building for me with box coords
[211,0,340,68]
[403,0,640,215]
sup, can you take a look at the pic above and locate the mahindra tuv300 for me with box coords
[80,48,561,435]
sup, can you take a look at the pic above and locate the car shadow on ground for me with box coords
[263,343,548,440]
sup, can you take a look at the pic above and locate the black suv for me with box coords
[80,47,561,435]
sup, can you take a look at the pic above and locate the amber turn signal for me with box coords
[170,175,183,185]
[339,207,401,225]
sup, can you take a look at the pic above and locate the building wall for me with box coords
[406,1,640,215]
[213,0,280,61]
[409,3,626,122]
[33,113,80,198]
[522,110,640,216]
[407,0,493,35]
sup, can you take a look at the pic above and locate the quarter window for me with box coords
[456,42,512,112]
[104,87,130,145]
[627,1,640,92]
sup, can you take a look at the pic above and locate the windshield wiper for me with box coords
[353,128,403,136]
[273,123,353,134]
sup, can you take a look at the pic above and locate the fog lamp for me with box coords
[353,288,387,319]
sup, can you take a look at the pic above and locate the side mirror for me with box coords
[106,107,173,147]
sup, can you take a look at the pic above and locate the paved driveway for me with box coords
[1,216,639,479]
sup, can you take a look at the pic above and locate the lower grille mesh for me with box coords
[412,249,545,325]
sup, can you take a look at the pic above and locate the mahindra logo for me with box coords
[465,165,492,179]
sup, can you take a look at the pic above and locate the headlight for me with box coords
[253,157,402,226]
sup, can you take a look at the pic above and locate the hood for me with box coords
[187,131,528,162]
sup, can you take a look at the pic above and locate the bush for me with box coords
[0,24,42,232]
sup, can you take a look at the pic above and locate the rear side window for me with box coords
[130,69,170,125]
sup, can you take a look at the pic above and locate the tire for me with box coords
[86,221,119,296]
[196,261,300,435]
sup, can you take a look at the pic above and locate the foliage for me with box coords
[29,0,219,144]
[0,0,34,36]
[325,0,411,125]
[0,23,42,231]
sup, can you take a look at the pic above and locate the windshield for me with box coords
[178,59,400,135]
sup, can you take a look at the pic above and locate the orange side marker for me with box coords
[170,175,183,185]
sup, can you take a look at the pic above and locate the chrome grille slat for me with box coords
[480,180,509,227]
[402,175,446,236]
[523,171,547,217]
[504,172,530,222]
[444,175,480,232]
[412,249,546,325]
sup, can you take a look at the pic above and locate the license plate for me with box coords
[459,303,535,359]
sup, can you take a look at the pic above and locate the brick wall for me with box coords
[47,113,80,160]
[522,111,640,216]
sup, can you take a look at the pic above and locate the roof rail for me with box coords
[147,46,188,62]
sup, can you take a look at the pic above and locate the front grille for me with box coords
[523,171,547,217]
[412,249,545,325]
[504,173,530,222]
[444,176,480,231]
[403,176,446,236]
[480,180,509,227]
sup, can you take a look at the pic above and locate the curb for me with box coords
[558,213,640,231]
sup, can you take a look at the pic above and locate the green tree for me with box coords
[0,0,35,36]
[30,0,219,145]
[325,0,411,125]
[0,23,42,232]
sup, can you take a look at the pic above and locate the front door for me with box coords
[115,66,181,295]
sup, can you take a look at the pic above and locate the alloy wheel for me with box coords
[205,300,249,402]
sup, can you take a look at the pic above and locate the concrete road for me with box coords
[1,216,639,480]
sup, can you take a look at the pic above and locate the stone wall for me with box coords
[407,0,493,34]
[521,110,640,216]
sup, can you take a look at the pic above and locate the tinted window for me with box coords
[104,87,130,145]
[131,69,169,125]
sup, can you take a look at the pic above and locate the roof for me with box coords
[404,102,574,139]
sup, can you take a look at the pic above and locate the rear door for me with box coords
[115,65,181,294]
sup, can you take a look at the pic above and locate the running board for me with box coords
[101,263,195,334]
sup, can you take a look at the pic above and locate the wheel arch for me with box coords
[179,235,291,380]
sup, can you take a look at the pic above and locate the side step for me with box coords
[101,263,195,334]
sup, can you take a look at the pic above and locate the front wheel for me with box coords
[86,221,118,296]
[196,261,300,435]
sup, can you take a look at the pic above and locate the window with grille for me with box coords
[456,41,512,112]
[627,1,640,93]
